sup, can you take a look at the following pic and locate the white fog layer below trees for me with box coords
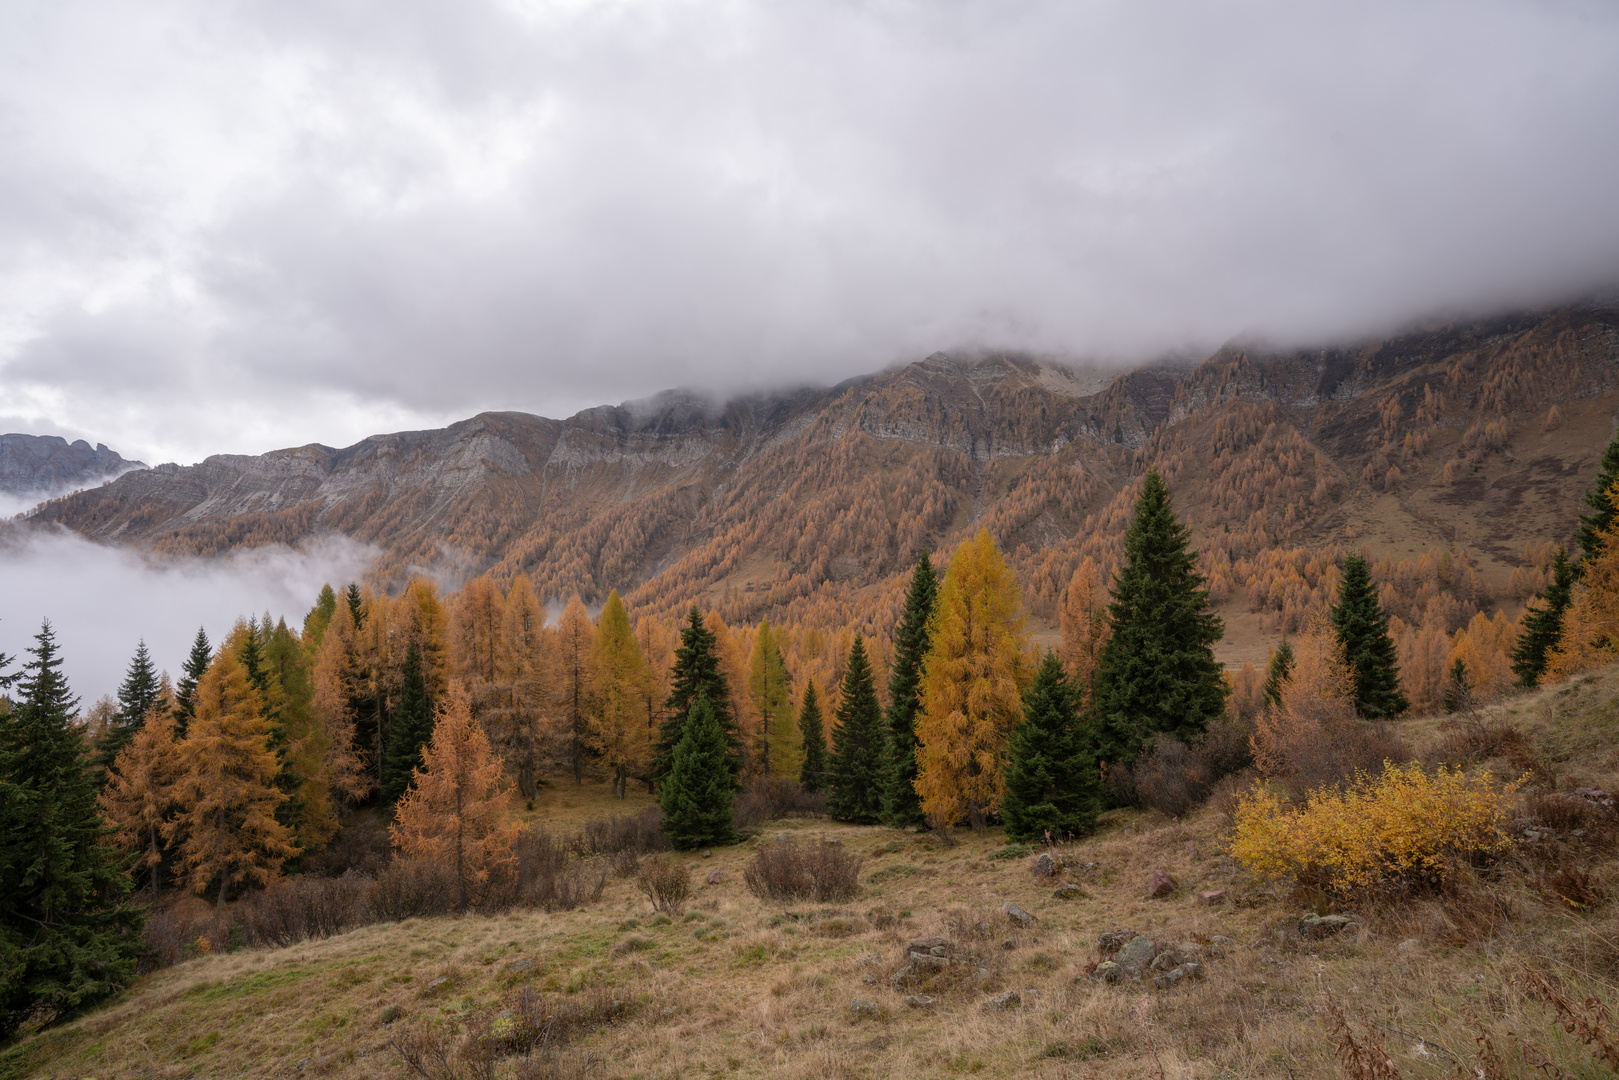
[0,529,375,700]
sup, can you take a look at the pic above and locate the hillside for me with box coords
[8,668,1619,1080]
[28,303,1619,656]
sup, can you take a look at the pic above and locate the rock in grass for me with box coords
[1114,936,1156,977]
[849,999,880,1018]
[1198,889,1226,905]
[1053,883,1085,900]
[1090,961,1123,983]
[985,989,1021,1009]
[1146,868,1177,899]
[903,994,935,1009]
[1299,913,1355,939]
[1002,901,1037,927]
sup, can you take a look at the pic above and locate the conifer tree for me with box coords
[310,598,368,806]
[1513,546,1577,688]
[658,694,735,850]
[1058,556,1109,699]
[345,582,366,628]
[554,597,597,783]
[493,574,550,800]
[0,622,143,1037]
[171,654,296,905]
[1087,472,1227,769]
[392,682,519,911]
[587,591,654,798]
[748,619,797,778]
[1330,553,1409,718]
[1442,658,1472,713]
[1576,435,1619,561]
[101,707,180,904]
[1262,638,1295,707]
[653,608,742,787]
[826,637,886,824]
[1001,651,1100,842]
[797,680,828,793]
[92,640,162,780]
[882,554,936,827]
[303,584,339,647]
[915,531,1031,829]
[173,626,212,737]
[381,640,433,803]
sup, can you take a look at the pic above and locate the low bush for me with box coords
[366,857,461,921]
[568,807,669,858]
[636,859,692,916]
[1132,738,1212,818]
[1227,762,1519,898]
[742,841,862,902]
[240,872,370,947]
[732,778,827,830]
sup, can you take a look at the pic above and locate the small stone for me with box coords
[985,989,1021,1009]
[858,952,882,965]
[862,974,875,985]
[1180,962,1202,980]
[1001,937,1018,950]
[1053,883,1085,900]
[823,837,843,847]
[903,994,935,1009]
[1090,961,1123,983]
[1208,935,1236,954]
[706,869,725,885]
[1035,852,1058,877]
[701,849,712,858]
[908,935,949,953]
[1198,889,1226,906]
[1002,901,1037,927]
[1097,929,1137,955]
[774,832,791,842]
[1148,951,1177,973]
[1396,938,1422,954]
[1299,913,1355,938]
[1146,868,1177,899]
[1114,935,1156,977]
[506,957,534,973]
[1184,840,1199,858]
[1575,787,1615,809]
[1151,967,1185,990]
[849,998,880,1018]
[427,976,448,991]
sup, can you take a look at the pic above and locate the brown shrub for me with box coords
[636,859,692,916]
[140,897,235,969]
[241,872,370,947]
[742,841,862,903]
[567,807,669,858]
[390,984,634,1080]
[366,858,460,921]
[1133,738,1212,818]
[732,778,827,831]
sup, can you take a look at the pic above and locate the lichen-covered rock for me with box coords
[849,999,879,1018]
[1114,936,1156,976]
[1053,883,1085,900]
[1197,889,1226,905]
[903,995,935,1008]
[985,990,1021,1009]
[1002,901,1037,927]
[1090,961,1123,983]
[1299,913,1356,938]
[1097,928,1138,955]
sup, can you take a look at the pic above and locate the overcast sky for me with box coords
[2,0,1617,466]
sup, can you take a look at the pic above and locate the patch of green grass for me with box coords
[183,1031,220,1056]
[868,865,918,884]
[182,967,312,1001]
[734,944,769,967]
[988,844,1034,861]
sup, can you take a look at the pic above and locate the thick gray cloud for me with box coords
[1,0,1617,464]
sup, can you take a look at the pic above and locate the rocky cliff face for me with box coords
[0,434,145,500]
[29,303,1619,628]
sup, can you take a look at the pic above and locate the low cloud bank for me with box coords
[0,528,377,706]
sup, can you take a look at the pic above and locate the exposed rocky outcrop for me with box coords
[0,434,145,500]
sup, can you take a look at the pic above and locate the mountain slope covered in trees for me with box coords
[29,304,1619,651]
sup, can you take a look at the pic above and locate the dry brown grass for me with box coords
[12,680,1619,1079]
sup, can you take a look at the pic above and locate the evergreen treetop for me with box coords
[173,626,212,737]
[1261,638,1295,707]
[93,640,162,780]
[826,636,885,825]
[658,693,735,850]
[1575,433,1619,561]
[1331,553,1409,718]
[1086,471,1228,768]
[1512,546,1577,688]
[882,553,937,828]
[797,679,828,793]
[1001,651,1100,843]
[382,640,433,804]
[653,608,742,787]
[0,621,143,1038]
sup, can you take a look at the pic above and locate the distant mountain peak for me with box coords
[0,433,146,498]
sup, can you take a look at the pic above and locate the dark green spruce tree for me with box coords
[1331,553,1409,718]
[1512,546,1578,688]
[825,636,885,824]
[172,626,212,738]
[0,622,143,1039]
[1086,471,1228,769]
[1575,430,1619,562]
[345,583,366,628]
[658,694,734,850]
[1001,651,1100,842]
[381,640,433,803]
[796,680,828,793]
[882,554,937,827]
[1261,638,1295,708]
[653,608,743,788]
[92,640,161,781]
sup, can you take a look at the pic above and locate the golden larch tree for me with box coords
[914,530,1030,829]
[170,654,296,905]
[493,573,552,800]
[586,590,654,797]
[553,597,597,783]
[1058,556,1109,702]
[100,704,180,903]
[748,619,799,778]
[310,597,369,804]
[1547,495,1619,681]
[391,681,520,911]
[449,574,506,716]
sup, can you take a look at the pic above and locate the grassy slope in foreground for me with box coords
[9,670,1619,1079]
